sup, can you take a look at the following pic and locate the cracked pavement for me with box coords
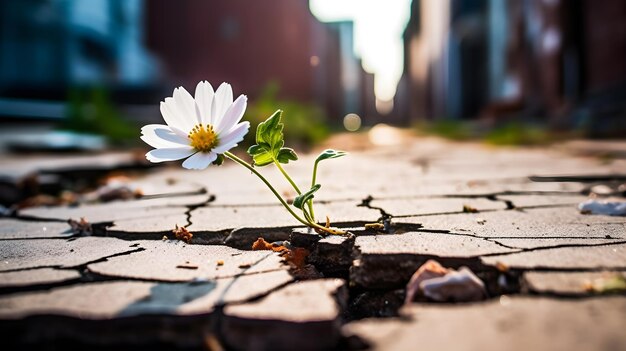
[0,137,625,350]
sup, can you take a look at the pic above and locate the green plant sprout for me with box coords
[141,82,346,235]
[242,110,346,235]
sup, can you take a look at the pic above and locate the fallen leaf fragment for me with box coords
[365,222,385,231]
[176,263,198,270]
[583,275,626,293]
[252,237,288,252]
[281,247,309,269]
[238,263,251,269]
[463,205,478,213]
[173,224,193,243]
[251,237,309,269]
[216,260,224,266]
[67,217,92,236]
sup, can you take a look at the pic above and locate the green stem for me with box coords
[302,206,346,235]
[311,160,320,188]
[274,161,302,194]
[307,160,322,219]
[224,152,309,227]
[274,160,316,221]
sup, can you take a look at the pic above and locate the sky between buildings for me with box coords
[309,0,412,102]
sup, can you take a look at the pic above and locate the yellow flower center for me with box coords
[188,124,218,152]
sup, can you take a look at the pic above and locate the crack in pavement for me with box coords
[480,240,626,258]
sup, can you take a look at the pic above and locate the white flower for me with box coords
[141,81,249,170]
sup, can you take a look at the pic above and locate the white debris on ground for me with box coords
[578,200,626,216]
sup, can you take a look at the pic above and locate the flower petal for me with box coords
[216,94,247,134]
[146,147,194,163]
[194,81,214,125]
[214,121,250,154]
[141,124,189,148]
[162,98,194,132]
[182,152,217,170]
[173,86,199,125]
[211,83,233,126]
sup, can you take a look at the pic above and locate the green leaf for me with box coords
[212,154,225,166]
[247,110,299,166]
[315,149,347,164]
[276,148,298,163]
[293,184,321,209]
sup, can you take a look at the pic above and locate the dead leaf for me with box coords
[67,217,92,236]
[463,205,478,213]
[173,225,193,243]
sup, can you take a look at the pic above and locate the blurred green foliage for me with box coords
[485,122,551,146]
[244,82,329,150]
[61,87,137,143]
[420,120,473,140]
[416,119,556,146]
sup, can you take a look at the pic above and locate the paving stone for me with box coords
[188,205,297,232]
[482,242,626,270]
[309,234,356,274]
[497,194,590,209]
[19,202,188,224]
[126,194,212,207]
[344,296,626,351]
[370,197,507,217]
[189,202,379,233]
[88,240,288,282]
[351,232,516,288]
[0,152,146,182]
[105,213,192,240]
[523,271,626,295]
[402,207,626,239]
[221,278,347,351]
[0,268,80,288]
[0,270,292,320]
[0,219,74,239]
[0,237,143,271]
[493,237,624,250]
[124,174,207,197]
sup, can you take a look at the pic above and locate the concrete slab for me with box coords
[221,279,347,351]
[0,219,74,239]
[370,197,507,217]
[523,271,626,295]
[351,232,516,288]
[344,296,626,351]
[402,207,626,239]
[0,268,80,288]
[87,240,288,282]
[0,270,292,319]
[0,237,143,271]
[482,242,626,270]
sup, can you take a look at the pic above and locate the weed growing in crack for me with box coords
[141,81,347,235]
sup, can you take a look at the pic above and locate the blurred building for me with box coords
[145,0,373,123]
[0,0,376,126]
[399,0,626,135]
[0,0,157,101]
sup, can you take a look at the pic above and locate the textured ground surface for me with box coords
[0,136,625,350]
